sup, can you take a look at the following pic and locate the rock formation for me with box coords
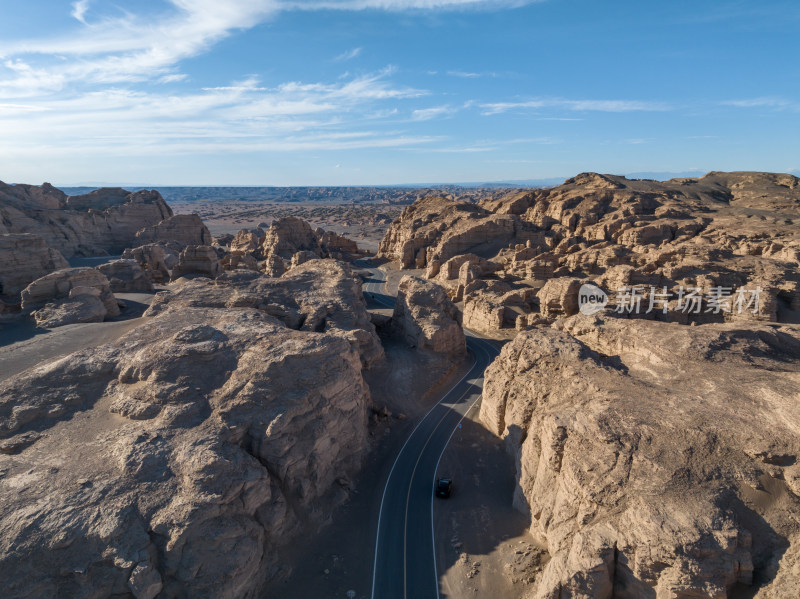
[480,316,800,597]
[261,217,323,260]
[31,286,110,328]
[230,229,265,257]
[21,267,120,319]
[97,260,154,293]
[0,234,69,297]
[219,251,259,272]
[122,243,181,284]
[392,275,466,356]
[170,246,222,281]
[378,196,542,269]
[134,214,212,247]
[0,260,382,598]
[259,217,362,268]
[382,172,800,335]
[462,283,538,335]
[0,183,172,258]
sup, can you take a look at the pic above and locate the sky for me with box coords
[0,0,798,185]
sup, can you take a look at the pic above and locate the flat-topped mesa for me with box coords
[0,183,173,257]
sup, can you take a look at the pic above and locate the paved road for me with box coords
[358,263,501,599]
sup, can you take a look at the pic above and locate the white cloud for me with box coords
[480,98,672,115]
[0,68,435,158]
[333,47,362,62]
[286,0,540,10]
[0,0,542,96]
[0,0,545,168]
[71,0,91,24]
[411,104,455,120]
[447,70,481,78]
[721,97,798,110]
[446,70,498,78]
[159,73,189,84]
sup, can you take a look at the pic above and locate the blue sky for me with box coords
[0,0,798,185]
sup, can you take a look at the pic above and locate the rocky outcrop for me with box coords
[97,260,154,293]
[392,276,466,356]
[230,229,265,257]
[261,217,323,260]
[262,254,287,277]
[220,251,259,272]
[134,214,212,247]
[21,268,120,318]
[252,218,364,279]
[0,260,382,599]
[462,284,538,335]
[170,246,222,280]
[150,260,383,368]
[428,253,501,301]
[0,234,69,297]
[382,172,800,333]
[378,196,542,269]
[537,277,585,318]
[481,317,800,598]
[122,243,181,284]
[31,286,109,328]
[0,183,172,257]
[317,229,359,256]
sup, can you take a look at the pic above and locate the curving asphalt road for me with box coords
[358,263,502,599]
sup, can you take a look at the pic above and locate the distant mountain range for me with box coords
[48,169,799,202]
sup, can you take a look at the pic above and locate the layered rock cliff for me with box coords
[0,234,69,297]
[480,317,800,598]
[0,182,172,258]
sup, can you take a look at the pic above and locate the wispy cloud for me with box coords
[480,98,672,114]
[71,0,91,24]
[333,47,362,62]
[720,97,798,110]
[285,0,543,11]
[411,104,455,120]
[0,68,433,159]
[446,70,498,78]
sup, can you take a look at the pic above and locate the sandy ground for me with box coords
[171,201,402,254]
[435,407,545,598]
[0,292,156,382]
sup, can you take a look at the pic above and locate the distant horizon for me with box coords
[34,168,799,191]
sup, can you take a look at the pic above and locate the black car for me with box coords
[434,477,453,498]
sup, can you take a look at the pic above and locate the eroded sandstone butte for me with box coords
[0,182,172,258]
[0,259,382,599]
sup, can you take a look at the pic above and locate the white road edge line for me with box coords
[430,338,494,599]
[369,266,478,599]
